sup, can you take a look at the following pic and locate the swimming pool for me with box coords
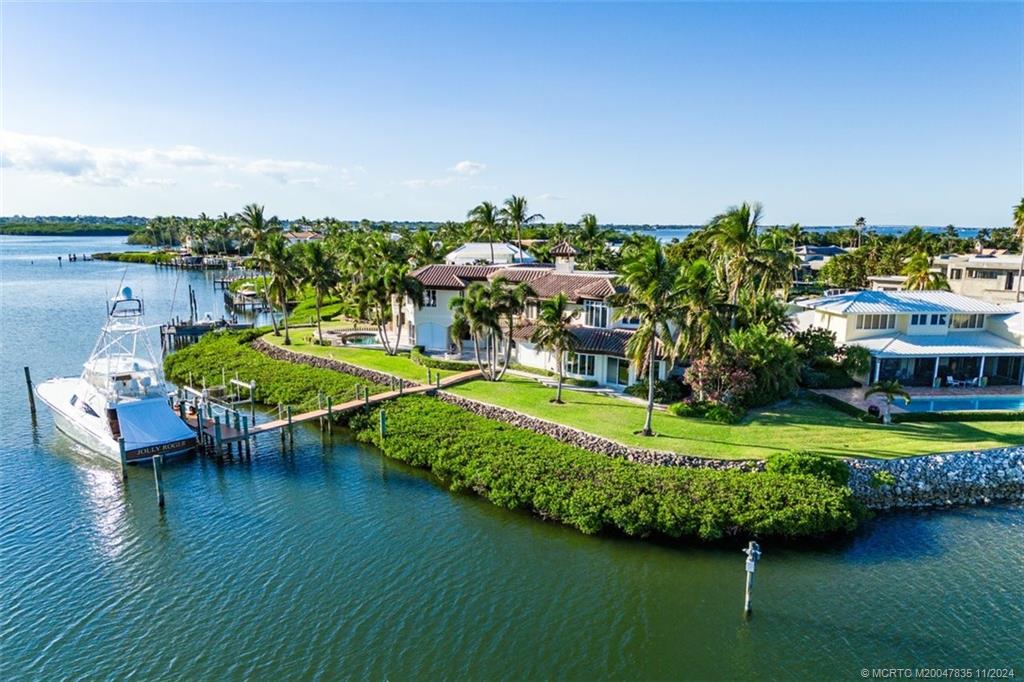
[899,395,1024,413]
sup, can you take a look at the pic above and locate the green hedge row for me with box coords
[804,390,878,422]
[505,362,599,388]
[93,251,175,264]
[892,409,1024,423]
[409,346,478,371]
[164,330,383,410]
[347,396,864,540]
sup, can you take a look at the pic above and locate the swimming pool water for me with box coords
[900,395,1024,413]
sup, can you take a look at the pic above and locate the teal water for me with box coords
[901,395,1024,413]
[1,237,1022,679]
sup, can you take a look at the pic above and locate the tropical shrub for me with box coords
[765,450,850,487]
[723,324,800,406]
[624,378,686,404]
[704,402,746,424]
[869,470,897,488]
[683,355,755,406]
[347,396,864,540]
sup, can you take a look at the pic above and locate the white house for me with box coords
[398,242,666,389]
[444,242,533,265]
[792,290,1024,387]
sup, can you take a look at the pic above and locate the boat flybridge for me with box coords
[35,287,196,464]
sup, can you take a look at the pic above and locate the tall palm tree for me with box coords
[672,258,730,360]
[236,203,277,255]
[1013,197,1024,302]
[487,278,530,380]
[708,202,763,326]
[301,241,340,345]
[901,252,949,290]
[499,195,543,263]
[467,201,501,264]
[450,283,503,379]
[409,228,441,267]
[575,213,614,269]
[258,233,299,344]
[612,240,680,436]
[854,216,866,248]
[530,293,577,403]
[864,379,911,425]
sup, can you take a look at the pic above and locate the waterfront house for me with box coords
[868,252,1022,304]
[444,241,534,265]
[796,245,849,283]
[397,242,666,388]
[792,290,1024,387]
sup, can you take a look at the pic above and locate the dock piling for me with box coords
[742,541,761,617]
[286,405,293,446]
[326,397,333,434]
[379,410,386,439]
[214,416,223,456]
[118,437,128,480]
[24,367,36,417]
[152,454,165,507]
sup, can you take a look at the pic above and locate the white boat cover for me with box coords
[116,399,195,453]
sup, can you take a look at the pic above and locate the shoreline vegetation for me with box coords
[165,331,865,540]
[92,251,175,265]
[0,222,138,236]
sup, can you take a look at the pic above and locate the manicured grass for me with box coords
[262,328,459,383]
[448,376,1024,460]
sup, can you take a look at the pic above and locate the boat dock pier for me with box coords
[175,369,482,459]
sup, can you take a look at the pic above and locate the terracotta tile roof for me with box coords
[410,264,505,289]
[488,265,554,283]
[550,240,578,257]
[513,323,664,358]
[521,272,617,301]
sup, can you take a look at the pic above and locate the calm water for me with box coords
[901,395,1024,413]
[1,236,1022,680]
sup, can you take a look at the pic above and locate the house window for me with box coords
[565,353,596,376]
[619,315,641,327]
[1005,272,1016,291]
[910,314,927,326]
[949,269,962,280]
[526,302,539,320]
[950,313,984,329]
[968,269,999,280]
[423,289,437,307]
[856,314,896,330]
[583,300,609,328]
[930,314,947,326]
[606,357,630,386]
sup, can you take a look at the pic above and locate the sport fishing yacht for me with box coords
[35,287,196,463]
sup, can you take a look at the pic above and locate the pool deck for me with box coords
[814,385,1024,413]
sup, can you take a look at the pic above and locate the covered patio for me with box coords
[859,332,1024,388]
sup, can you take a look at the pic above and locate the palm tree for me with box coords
[353,260,423,355]
[409,228,441,267]
[901,252,948,291]
[530,293,577,403]
[450,283,503,379]
[708,202,763,326]
[301,241,340,345]
[575,213,614,269]
[499,195,543,263]
[488,278,530,380]
[672,258,730,360]
[612,240,680,436]
[864,380,911,425]
[467,201,501,264]
[236,203,277,255]
[855,216,866,248]
[258,233,299,344]
[1013,197,1024,302]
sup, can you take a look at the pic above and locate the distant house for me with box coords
[792,290,1023,387]
[396,241,666,389]
[444,242,533,265]
[931,253,1022,305]
[283,230,321,245]
[795,245,849,282]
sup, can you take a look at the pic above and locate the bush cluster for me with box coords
[93,251,175,264]
[765,451,850,487]
[625,378,686,404]
[410,346,478,371]
[347,396,865,540]
[668,400,745,424]
[891,410,1024,424]
[164,330,383,410]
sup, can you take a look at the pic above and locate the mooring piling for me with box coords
[743,540,761,617]
[24,367,36,417]
[286,405,293,446]
[214,416,223,456]
[152,454,165,507]
[241,415,251,458]
[118,437,128,480]
[379,409,386,438]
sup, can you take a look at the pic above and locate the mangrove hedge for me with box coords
[348,396,865,540]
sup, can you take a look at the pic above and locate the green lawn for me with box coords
[448,376,1024,460]
[262,328,459,383]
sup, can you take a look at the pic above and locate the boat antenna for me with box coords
[168,265,183,321]
[115,265,129,298]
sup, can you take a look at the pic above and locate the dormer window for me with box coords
[584,300,609,328]
[423,289,437,308]
[950,313,983,329]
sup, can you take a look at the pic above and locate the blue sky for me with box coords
[2,2,1021,226]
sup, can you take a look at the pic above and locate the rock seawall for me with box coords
[435,391,761,471]
[848,447,1024,510]
[251,339,398,387]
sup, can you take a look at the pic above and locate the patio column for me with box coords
[978,356,985,381]
[932,357,940,382]
[873,358,881,383]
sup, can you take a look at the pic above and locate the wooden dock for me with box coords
[180,369,482,454]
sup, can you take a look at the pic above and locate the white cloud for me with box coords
[539,193,567,201]
[401,177,454,189]
[213,180,242,190]
[450,160,486,176]
[0,130,334,188]
[140,178,177,187]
